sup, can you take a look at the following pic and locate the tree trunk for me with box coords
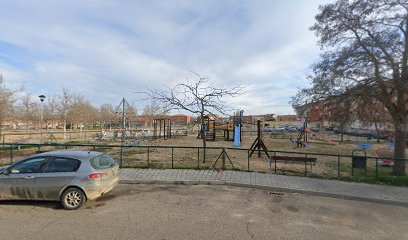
[374,122,380,144]
[201,114,206,164]
[393,122,407,176]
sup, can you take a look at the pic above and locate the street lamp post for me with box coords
[38,95,46,143]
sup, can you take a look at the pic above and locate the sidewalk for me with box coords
[120,168,408,206]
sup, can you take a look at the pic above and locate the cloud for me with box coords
[0,0,333,114]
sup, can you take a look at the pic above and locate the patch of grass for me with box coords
[377,174,408,186]
[64,141,85,145]
[311,170,408,187]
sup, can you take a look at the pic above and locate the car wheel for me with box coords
[61,187,86,210]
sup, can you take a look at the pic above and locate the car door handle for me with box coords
[24,176,35,179]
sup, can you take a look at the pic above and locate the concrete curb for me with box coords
[120,179,408,207]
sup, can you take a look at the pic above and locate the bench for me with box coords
[269,155,317,175]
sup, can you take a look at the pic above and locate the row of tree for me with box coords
[0,77,163,135]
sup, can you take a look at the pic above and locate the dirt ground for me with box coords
[1,130,405,177]
[2,128,395,155]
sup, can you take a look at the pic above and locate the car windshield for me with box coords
[90,154,117,170]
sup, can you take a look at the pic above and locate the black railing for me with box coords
[1,142,407,184]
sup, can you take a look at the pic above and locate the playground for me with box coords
[2,121,405,183]
[1,103,405,184]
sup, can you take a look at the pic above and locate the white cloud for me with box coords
[0,0,333,114]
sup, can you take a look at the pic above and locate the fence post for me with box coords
[337,155,340,178]
[120,146,123,167]
[10,144,13,164]
[274,152,277,174]
[304,153,308,176]
[247,149,250,172]
[197,148,200,167]
[375,157,378,180]
[197,148,200,169]
[171,147,174,169]
[222,147,226,170]
[147,147,150,167]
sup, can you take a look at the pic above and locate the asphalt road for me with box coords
[0,184,407,240]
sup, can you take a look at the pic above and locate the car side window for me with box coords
[43,157,81,173]
[90,154,117,169]
[9,158,47,174]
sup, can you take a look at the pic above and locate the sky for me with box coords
[0,0,333,115]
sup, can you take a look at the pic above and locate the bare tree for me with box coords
[145,72,244,162]
[126,102,138,129]
[0,75,17,135]
[99,104,115,129]
[68,94,98,132]
[44,95,59,129]
[293,0,408,175]
[142,100,164,128]
[17,93,38,129]
[57,88,73,139]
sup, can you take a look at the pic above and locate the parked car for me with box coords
[0,150,119,210]
[286,126,298,132]
[275,126,286,132]
[264,126,273,132]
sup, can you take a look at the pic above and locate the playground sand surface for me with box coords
[1,132,404,176]
[144,134,393,157]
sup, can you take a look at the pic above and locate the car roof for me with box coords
[33,150,103,161]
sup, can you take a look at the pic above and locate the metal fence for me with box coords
[1,143,407,182]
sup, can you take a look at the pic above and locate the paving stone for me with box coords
[119,168,408,205]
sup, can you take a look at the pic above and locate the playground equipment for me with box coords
[305,128,338,145]
[376,147,394,166]
[197,111,243,143]
[113,97,137,143]
[249,120,270,158]
[197,116,216,141]
[294,116,338,147]
[153,118,172,140]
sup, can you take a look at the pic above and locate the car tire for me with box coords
[61,187,86,210]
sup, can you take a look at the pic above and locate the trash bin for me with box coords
[352,156,367,169]
[351,150,367,176]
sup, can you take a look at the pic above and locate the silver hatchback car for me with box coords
[0,150,119,210]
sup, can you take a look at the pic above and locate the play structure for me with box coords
[197,116,216,141]
[376,147,394,166]
[293,116,338,147]
[197,111,243,143]
[112,97,137,143]
[249,120,270,158]
[153,118,172,140]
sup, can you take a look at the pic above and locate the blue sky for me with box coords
[0,0,332,115]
